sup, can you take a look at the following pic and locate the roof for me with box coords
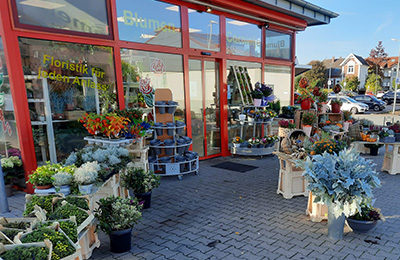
[322,57,344,69]
[246,0,339,26]
[340,53,369,66]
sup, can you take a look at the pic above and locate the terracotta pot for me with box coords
[331,103,341,113]
[35,184,53,190]
[301,99,311,110]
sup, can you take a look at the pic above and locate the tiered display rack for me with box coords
[148,89,199,180]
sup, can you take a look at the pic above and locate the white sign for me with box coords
[328,80,332,86]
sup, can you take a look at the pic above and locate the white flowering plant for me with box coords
[74,162,100,185]
[65,146,131,179]
[120,164,161,194]
[298,148,380,217]
[53,171,73,186]
[1,156,23,184]
[95,196,142,234]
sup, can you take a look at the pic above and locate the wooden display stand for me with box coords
[381,143,400,175]
[318,113,343,124]
[306,191,328,222]
[78,224,100,259]
[128,146,149,171]
[274,152,308,199]
[294,110,317,129]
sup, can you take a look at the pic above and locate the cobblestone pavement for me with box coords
[2,148,400,260]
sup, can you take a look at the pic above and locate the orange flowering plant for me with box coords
[79,112,130,138]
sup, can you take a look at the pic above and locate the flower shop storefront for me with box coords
[0,0,336,192]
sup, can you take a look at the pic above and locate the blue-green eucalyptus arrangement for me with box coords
[297,148,380,217]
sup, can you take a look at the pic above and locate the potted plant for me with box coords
[232,136,243,148]
[280,106,298,119]
[298,90,315,110]
[94,196,142,253]
[246,109,255,125]
[52,166,74,196]
[120,163,161,209]
[299,148,381,240]
[347,203,384,233]
[302,112,316,137]
[1,156,23,196]
[278,119,295,138]
[331,98,343,113]
[247,137,260,148]
[74,162,99,194]
[251,90,263,106]
[364,143,384,156]
[63,88,75,110]
[27,162,62,190]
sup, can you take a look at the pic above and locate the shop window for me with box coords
[188,9,220,51]
[265,30,292,60]
[0,37,24,186]
[19,38,116,164]
[226,18,261,57]
[120,49,185,124]
[264,65,291,106]
[116,0,182,48]
[14,0,110,36]
[226,60,261,143]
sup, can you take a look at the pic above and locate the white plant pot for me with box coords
[56,185,71,196]
[302,125,312,137]
[253,99,262,106]
[248,117,254,126]
[79,184,93,195]
[233,143,241,148]
[239,114,246,125]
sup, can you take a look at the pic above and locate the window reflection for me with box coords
[264,65,291,106]
[116,0,182,48]
[188,9,220,51]
[226,18,261,57]
[266,30,292,60]
[19,38,116,163]
[15,0,109,35]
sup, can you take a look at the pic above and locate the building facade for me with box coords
[0,0,336,192]
[340,53,369,89]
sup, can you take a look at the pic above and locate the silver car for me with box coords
[328,96,369,114]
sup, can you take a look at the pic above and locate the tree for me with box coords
[341,75,360,92]
[365,73,382,93]
[303,60,327,88]
[368,41,388,78]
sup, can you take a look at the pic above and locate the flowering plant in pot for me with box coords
[251,90,263,106]
[347,201,384,233]
[247,137,260,148]
[74,162,100,194]
[27,162,63,189]
[298,148,380,240]
[52,166,75,196]
[1,156,23,196]
[120,163,161,209]
[95,196,142,253]
[298,90,315,110]
[278,119,295,138]
[232,136,243,148]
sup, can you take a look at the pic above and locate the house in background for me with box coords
[340,53,369,89]
[322,56,344,86]
[380,56,398,91]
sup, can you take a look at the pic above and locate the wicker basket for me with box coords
[281,129,306,154]
[278,127,292,138]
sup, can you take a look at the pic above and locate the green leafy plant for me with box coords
[348,203,383,221]
[49,203,89,226]
[94,196,142,235]
[21,227,75,260]
[331,98,343,106]
[54,197,90,211]
[343,111,352,122]
[24,194,58,217]
[1,229,21,243]
[251,90,263,99]
[36,220,78,243]
[27,162,63,187]
[1,221,30,229]
[120,164,161,194]
[0,245,49,260]
[52,172,73,186]
[1,156,23,185]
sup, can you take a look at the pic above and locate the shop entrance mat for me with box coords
[211,162,258,173]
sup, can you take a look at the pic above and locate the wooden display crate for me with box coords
[294,110,318,129]
[77,224,100,260]
[306,192,328,222]
[318,113,343,124]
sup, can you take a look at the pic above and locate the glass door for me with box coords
[188,59,221,158]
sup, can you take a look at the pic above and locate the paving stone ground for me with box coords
[2,147,400,260]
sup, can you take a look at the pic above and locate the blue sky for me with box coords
[296,0,400,64]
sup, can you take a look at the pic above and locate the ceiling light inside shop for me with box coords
[227,20,249,26]
[20,0,65,9]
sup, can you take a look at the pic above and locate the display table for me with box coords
[274,152,308,199]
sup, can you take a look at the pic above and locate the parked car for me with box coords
[365,91,375,96]
[381,91,400,104]
[327,96,369,114]
[376,90,386,99]
[353,95,386,111]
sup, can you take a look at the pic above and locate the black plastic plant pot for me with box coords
[135,191,152,209]
[176,138,186,154]
[184,137,192,152]
[110,228,132,253]
[175,155,186,172]
[155,101,166,114]
[166,122,175,136]
[150,139,162,155]
[153,123,164,136]
[166,101,177,114]
[185,153,195,161]
[163,139,175,155]
[148,156,158,171]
